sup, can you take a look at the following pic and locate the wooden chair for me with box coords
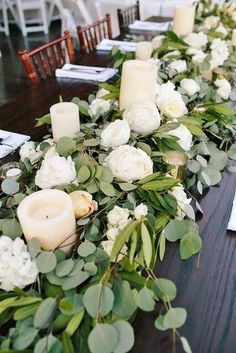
[117,1,140,34]
[77,14,112,55]
[18,31,76,85]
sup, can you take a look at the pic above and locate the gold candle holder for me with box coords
[162,151,188,181]
[0,162,24,181]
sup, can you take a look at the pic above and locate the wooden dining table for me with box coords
[0,18,236,353]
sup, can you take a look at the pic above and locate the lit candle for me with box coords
[6,168,22,177]
[135,41,153,61]
[162,150,188,181]
[17,189,76,251]
[173,5,195,36]
[50,102,80,142]
[232,29,236,46]
[119,60,157,110]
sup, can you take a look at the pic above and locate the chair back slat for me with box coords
[18,31,75,85]
[117,1,140,34]
[77,14,112,55]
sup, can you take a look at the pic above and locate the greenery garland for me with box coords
[0,2,236,353]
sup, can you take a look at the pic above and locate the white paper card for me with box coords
[0,130,30,158]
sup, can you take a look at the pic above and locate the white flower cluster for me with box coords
[101,203,148,261]
[203,15,219,30]
[101,119,130,148]
[0,236,38,292]
[152,35,165,49]
[223,2,236,22]
[104,145,153,182]
[184,32,208,49]
[156,81,188,119]
[170,186,192,219]
[180,78,200,97]
[19,139,54,164]
[169,60,187,76]
[210,38,229,70]
[123,101,161,135]
[215,78,231,100]
[166,124,193,151]
[35,147,76,189]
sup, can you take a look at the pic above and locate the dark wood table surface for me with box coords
[0,17,236,353]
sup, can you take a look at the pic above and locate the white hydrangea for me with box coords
[35,152,76,189]
[156,83,188,120]
[180,78,200,96]
[170,186,192,219]
[101,119,130,148]
[101,240,127,262]
[107,206,130,230]
[88,98,111,118]
[215,78,231,100]
[210,38,229,70]
[123,101,161,135]
[0,236,38,292]
[166,124,193,151]
[169,60,187,76]
[19,141,42,163]
[104,145,153,182]
[134,203,148,220]
[184,32,208,49]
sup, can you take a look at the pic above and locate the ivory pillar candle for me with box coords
[17,189,76,251]
[232,29,236,46]
[173,5,195,36]
[50,102,80,142]
[135,41,153,60]
[119,60,157,110]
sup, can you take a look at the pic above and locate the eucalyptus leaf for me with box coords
[83,284,114,318]
[77,240,96,257]
[13,327,38,350]
[112,321,135,353]
[34,335,59,353]
[35,251,57,273]
[136,287,155,312]
[2,219,22,239]
[56,259,75,277]
[56,137,76,157]
[62,271,89,290]
[163,307,187,329]
[88,324,118,353]
[1,178,20,195]
[28,238,41,259]
[154,315,167,331]
[100,181,116,196]
[113,280,137,318]
[181,337,192,353]
[179,232,202,260]
[152,278,177,301]
[34,298,57,329]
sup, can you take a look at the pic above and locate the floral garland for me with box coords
[0,2,236,353]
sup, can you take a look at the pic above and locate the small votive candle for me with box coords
[135,41,153,61]
[0,162,23,181]
[6,168,22,177]
[119,60,157,110]
[162,151,188,181]
[50,102,80,142]
[173,5,195,36]
[17,189,76,251]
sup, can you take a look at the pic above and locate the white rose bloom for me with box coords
[35,153,76,189]
[156,81,175,96]
[88,98,111,118]
[101,240,127,262]
[19,141,42,163]
[134,203,148,220]
[184,32,208,49]
[180,78,200,96]
[157,90,188,119]
[203,15,219,30]
[186,47,200,56]
[104,145,153,182]
[123,101,161,135]
[152,35,165,49]
[166,124,193,151]
[170,186,192,219]
[210,39,229,70]
[0,236,38,292]
[215,23,228,36]
[107,227,119,241]
[96,88,110,98]
[215,78,231,100]
[192,50,208,64]
[70,190,98,219]
[169,60,187,76]
[107,206,130,230]
[101,119,130,148]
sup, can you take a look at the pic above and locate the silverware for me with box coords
[63,67,106,74]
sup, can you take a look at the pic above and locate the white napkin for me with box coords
[56,64,117,82]
[129,20,171,32]
[96,39,136,52]
[227,190,236,231]
[0,130,30,158]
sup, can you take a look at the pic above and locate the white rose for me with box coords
[104,145,153,182]
[192,50,208,64]
[152,35,165,49]
[184,32,208,49]
[216,23,228,36]
[123,101,161,135]
[180,78,200,96]
[134,203,148,220]
[169,60,187,76]
[0,236,38,292]
[169,186,192,219]
[101,240,127,262]
[164,50,180,59]
[35,153,76,189]
[157,90,188,119]
[107,206,130,230]
[96,88,110,98]
[88,98,111,118]
[214,78,231,100]
[166,124,193,151]
[210,39,229,70]
[156,81,175,96]
[19,141,42,163]
[70,190,98,218]
[203,15,219,30]
[101,119,130,148]
[107,227,119,240]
